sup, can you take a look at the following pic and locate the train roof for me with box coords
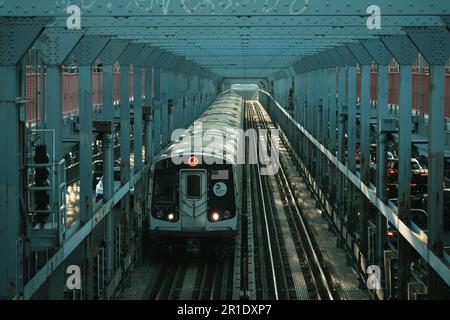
[155,93,244,165]
[231,84,259,91]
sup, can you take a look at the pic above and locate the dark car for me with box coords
[386,158,428,200]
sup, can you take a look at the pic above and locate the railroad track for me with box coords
[246,100,337,300]
[143,247,235,300]
[122,100,338,301]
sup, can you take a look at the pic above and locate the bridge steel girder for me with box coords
[68,35,110,300]
[99,39,130,121]
[346,43,375,278]
[0,17,46,300]
[267,22,450,299]
[2,0,450,301]
[1,1,447,16]
[381,34,420,300]
[117,43,144,279]
[363,38,392,287]
[34,28,85,163]
[406,27,450,299]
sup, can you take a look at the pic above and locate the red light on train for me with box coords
[188,156,199,167]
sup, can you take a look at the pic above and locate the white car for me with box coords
[95,167,135,201]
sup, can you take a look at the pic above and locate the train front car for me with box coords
[148,93,244,253]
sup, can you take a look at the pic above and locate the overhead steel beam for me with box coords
[1,1,447,16]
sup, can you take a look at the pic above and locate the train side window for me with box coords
[187,175,201,199]
[154,172,176,204]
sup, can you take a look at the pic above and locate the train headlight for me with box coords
[167,213,175,221]
[211,212,221,222]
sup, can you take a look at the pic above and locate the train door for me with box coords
[179,169,208,230]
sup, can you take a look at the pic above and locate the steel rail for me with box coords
[252,101,335,300]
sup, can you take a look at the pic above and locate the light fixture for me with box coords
[211,212,220,222]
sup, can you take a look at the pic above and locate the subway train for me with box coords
[148,93,244,252]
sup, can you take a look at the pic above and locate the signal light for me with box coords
[188,156,199,167]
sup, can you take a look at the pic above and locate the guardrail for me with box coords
[258,89,450,290]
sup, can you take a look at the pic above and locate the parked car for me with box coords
[95,166,134,203]
[92,159,121,189]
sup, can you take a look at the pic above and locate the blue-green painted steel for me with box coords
[2,0,450,300]
[337,66,347,222]
[0,66,23,299]
[375,64,389,265]
[153,97,162,156]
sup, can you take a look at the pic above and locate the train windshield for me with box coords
[153,171,176,204]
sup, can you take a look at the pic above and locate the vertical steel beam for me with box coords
[193,75,200,118]
[304,72,311,167]
[347,66,357,234]
[0,66,22,299]
[78,65,94,299]
[144,111,153,164]
[374,64,389,262]
[45,66,64,298]
[316,71,323,186]
[294,74,301,123]
[131,60,145,265]
[362,39,393,262]
[359,64,372,254]
[382,31,422,302]
[119,63,131,219]
[321,68,329,194]
[101,61,115,284]
[175,74,185,130]
[337,67,347,221]
[102,65,114,120]
[322,69,329,149]
[397,65,413,299]
[133,65,143,172]
[160,70,171,147]
[144,66,153,105]
[103,132,114,281]
[328,67,337,204]
[144,66,154,161]
[39,55,46,129]
[154,68,161,100]
[427,64,445,298]
[185,76,192,127]
[79,66,94,224]
[347,66,357,173]
[153,99,162,156]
